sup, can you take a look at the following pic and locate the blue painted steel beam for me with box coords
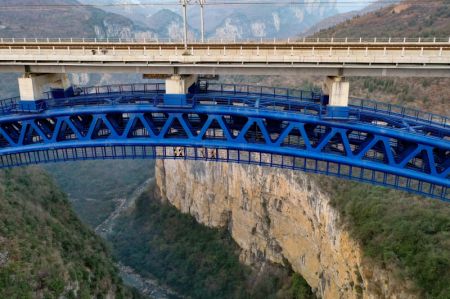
[0,145,447,201]
[0,82,448,201]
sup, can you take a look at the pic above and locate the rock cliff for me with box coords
[155,160,417,299]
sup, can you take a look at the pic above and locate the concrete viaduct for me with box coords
[1,37,449,112]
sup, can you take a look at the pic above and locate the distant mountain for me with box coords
[145,9,197,40]
[0,0,156,39]
[312,0,450,38]
[205,3,339,39]
[211,13,253,40]
[78,0,342,39]
[302,0,401,37]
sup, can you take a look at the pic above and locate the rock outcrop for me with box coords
[155,160,417,299]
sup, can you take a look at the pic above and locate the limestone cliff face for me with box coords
[155,160,417,299]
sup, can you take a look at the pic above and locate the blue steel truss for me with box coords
[0,82,448,201]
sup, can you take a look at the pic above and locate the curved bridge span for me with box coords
[0,83,448,201]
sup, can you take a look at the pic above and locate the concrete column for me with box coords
[323,76,350,118]
[163,75,197,106]
[323,76,349,107]
[18,75,46,101]
[165,75,197,94]
[18,73,71,101]
[18,73,72,110]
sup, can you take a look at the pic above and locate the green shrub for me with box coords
[321,178,450,298]
[0,167,143,298]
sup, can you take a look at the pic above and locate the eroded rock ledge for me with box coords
[155,160,417,299]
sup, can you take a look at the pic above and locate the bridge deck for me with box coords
[1,39,450,76]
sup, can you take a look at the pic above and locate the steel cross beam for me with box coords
[0,85,448,200]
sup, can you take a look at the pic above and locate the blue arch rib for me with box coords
[0,83,448,201]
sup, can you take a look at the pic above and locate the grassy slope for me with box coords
[110,188,315,299]
[0,167,142,298]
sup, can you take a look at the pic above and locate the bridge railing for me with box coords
[350,97,450,128]
[74,83,165,97]
[0,96,20,114]
[42,91,321,116]
[191,94,322,116]
[1,37,450,44]
[204,82,320,103]
[204,83,450,128]
[1,83,448,131]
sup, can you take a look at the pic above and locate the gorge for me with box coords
[154,160,414,298]
[1,0,450,298]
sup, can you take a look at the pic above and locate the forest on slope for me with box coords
[0,167,142,298]
[46,160,154,227]
[315,0,450,38]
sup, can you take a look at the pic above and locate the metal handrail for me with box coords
[349,97,450,128]
[0,83,448,130]
[0,96,20,114]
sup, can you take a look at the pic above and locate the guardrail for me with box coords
[204,82,320,101]
[41,84,322,116]
[75,83,165,96]
[1,37,450,44]
[350,97,450,128]
[0,83,448,130]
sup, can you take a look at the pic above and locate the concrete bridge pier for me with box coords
[18,73,73,110]
[163,75,198,106]
[323,76,350,118]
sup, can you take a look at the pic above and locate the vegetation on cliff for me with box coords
[0,167,142,298]
[318,178,450,298]
[110,188,315,299]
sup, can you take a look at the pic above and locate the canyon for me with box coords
[155,160,419,299]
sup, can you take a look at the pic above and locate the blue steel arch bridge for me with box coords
[0,81,448,201]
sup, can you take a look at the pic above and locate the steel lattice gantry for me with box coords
[0,83,448,200]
